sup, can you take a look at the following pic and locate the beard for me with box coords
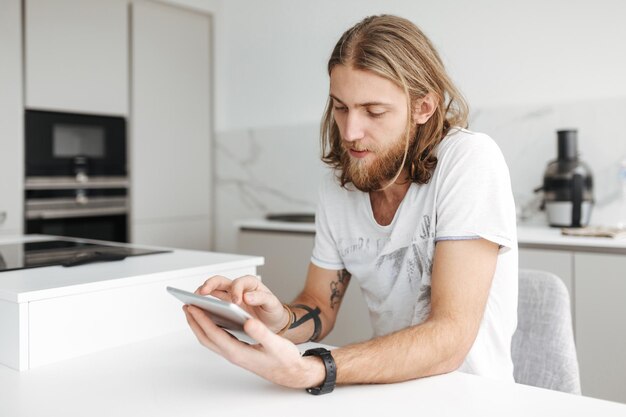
[340,133,412,192]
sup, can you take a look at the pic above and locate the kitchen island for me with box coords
[1,328,625,417]
[0,234,263,370]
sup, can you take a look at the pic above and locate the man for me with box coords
[184,14,518,394]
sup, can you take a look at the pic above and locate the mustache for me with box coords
[342,141,375,153]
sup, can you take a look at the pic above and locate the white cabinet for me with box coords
[132,217,211,251]
[238,230,373,346]
[130,0,212,250]
[574,253,626,404]
[518,248,574,296]
[24,0,128,115]
[0,0,23,236]
[519,248,575,325]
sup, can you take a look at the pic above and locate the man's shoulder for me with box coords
[437,128,503,161]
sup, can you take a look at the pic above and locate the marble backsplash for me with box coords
[214,97,626,252]
[214,124,326,252]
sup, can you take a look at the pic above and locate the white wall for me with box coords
[198,0,626,252]
[213,0,626,131]
[138,1,626,251]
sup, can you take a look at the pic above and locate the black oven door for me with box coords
[25,110,127,177]
[26,215,128,243]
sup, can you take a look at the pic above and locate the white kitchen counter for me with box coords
[0,235,264,370]
[238,220,626,254]
[516,225,626,253]
[1,329,625,417]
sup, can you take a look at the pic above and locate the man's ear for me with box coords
[412,93,438,124]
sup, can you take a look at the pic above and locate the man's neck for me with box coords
[368,170,412,226]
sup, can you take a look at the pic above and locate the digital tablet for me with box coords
[167,286,252,331]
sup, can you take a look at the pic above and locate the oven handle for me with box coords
[26,207,128,220]
[25,177,129,190]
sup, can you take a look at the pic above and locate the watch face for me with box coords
[303,348,329,356]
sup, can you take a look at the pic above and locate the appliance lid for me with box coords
[266,213,315,223]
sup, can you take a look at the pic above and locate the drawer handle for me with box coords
[0,211,6,224]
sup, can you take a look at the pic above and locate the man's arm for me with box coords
[279,263,353,344]
[184,238,499,389]
[193,262,350,343]
[331,238,499,383]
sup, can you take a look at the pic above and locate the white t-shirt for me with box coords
[311,127,518,382]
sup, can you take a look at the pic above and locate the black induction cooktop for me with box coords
[0,239,170,273]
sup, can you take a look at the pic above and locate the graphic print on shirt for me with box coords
[366,214,436,326]
[338,237,369,257]
[413,215,435,281]
[334,215,437,333]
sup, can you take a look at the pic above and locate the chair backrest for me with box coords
[511,269,581,394]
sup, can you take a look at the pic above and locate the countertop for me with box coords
[238,220,626,254]
[0,235,264,303]
[1,329,625,417]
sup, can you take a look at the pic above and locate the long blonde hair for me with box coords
[321,15,469,186]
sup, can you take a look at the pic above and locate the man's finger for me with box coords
[243,318,285,355]
[242,290,280,308]
[186,305,260,364]
[183,306,221,354]
[230,275,263,304]
[196,275,233,295]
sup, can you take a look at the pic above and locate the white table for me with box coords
[1,330,625,417]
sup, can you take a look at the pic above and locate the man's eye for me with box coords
[368,111,385,118]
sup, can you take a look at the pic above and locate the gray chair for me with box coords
[512,269,581,394]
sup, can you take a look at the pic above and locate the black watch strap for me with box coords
[302,347,336,395]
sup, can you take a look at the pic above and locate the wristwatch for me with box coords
[302,347,336,395]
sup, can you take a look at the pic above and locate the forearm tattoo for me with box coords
[289,304,322,342]
[329,269,351,309]
[284,270,351,342]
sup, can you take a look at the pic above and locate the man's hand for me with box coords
[184,304,325,389]
[195,275,289,333]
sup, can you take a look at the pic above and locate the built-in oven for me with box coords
[25,187,128,242]
[24,110,129,242]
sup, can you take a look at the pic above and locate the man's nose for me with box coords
[343,113,365,142]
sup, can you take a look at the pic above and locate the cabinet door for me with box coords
[575,253,626,403]
[132,217,211,251]
[518,248,574,296]
[238,230,373,346]
[130,0,212,250]
[25,0,128,115]
[0,0,23,235]
[518,248,575,328]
